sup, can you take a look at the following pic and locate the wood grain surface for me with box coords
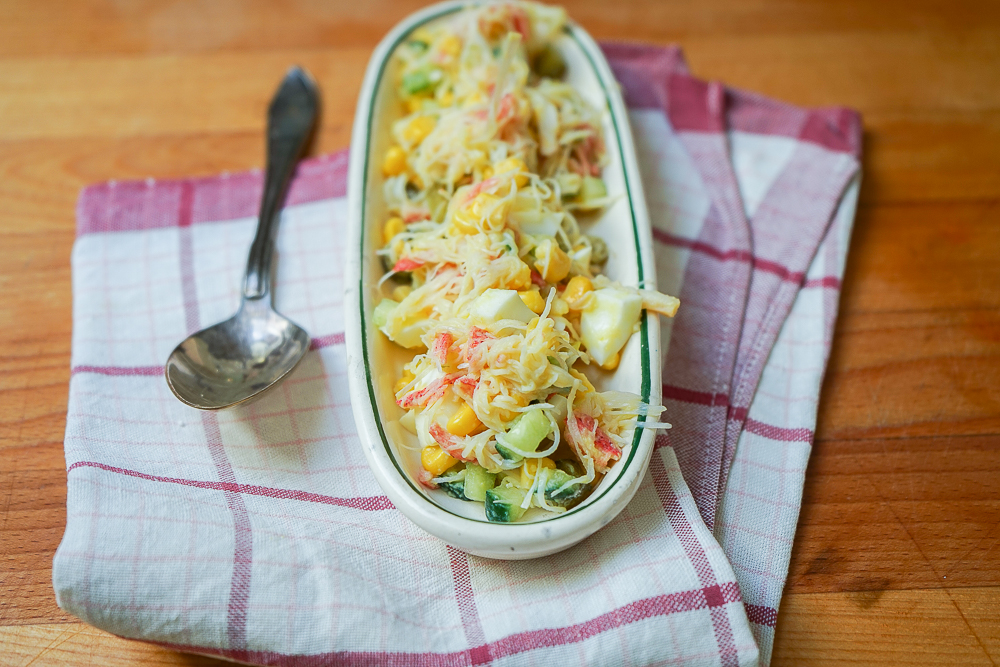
[1,1,998,665]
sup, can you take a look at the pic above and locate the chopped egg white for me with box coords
[579,287,643,366]
[472,288,536,324]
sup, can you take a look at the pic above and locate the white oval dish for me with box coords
[344,1,662,560]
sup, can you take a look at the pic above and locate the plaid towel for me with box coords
[53,45,860,666]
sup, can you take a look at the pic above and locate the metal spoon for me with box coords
[165,67,318,410]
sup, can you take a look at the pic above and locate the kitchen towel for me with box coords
[54,45,861,666]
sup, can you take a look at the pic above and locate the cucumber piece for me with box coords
[581,176,607,201]
[373,299,399,329]
[485,485,528,523]
[502,410,551,456]
[558,172,582,198]
[556,458,585,477]
[544,469,588,508]
[463,464,496,502]
[495,442,523,463]
[439,479,470,501]
[402,71,433,95]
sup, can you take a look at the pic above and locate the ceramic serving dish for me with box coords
[344,0,661,559]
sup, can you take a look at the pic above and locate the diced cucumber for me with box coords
[495,442,523,463]
[373,299,399,329]
[558,172,582,198]
[463,464,496,502]
[485,485,528,523]
[556,458,585,477]
[502,410,551,456]
[580,176,607,201]
[402,71,433,95]
[439,479,470,501]
[544,469,588,508]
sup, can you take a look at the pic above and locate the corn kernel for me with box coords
[394,369,415,394]
[534,239,571,283]
[462,91,485,107]
[472,193,510,230]
[382,146,407,177]
[480,166,494,179]
[563,276,594,307]
[451,213,478,235]
[520,457,556,487]
[519,289,546,314]
[453,193,510,233]
[447,403,485,437]
[383,216,405,244]
[421,445,459,477]
[439,35,462,58]
[599,351,620,371]
[405,97,423,114]
[402,116,436,145]
[551,297,569,316]
[408,172,425,190]
[392,284,412,301]
[509,261,532,290]
[493,157,530,188]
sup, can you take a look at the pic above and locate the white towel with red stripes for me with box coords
[54,45,860,667]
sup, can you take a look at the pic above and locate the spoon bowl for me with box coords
[165,299,310,410]
[164,66,319,410]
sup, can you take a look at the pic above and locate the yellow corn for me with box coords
[394,369,415,394]
[382,146,407,177]
[405,97,423,114]
[383,216,405,244]
[402,116,436,145]
[439,35,462,58]
[509,261,532,290]
[453,193,510,233]
[462,90,486,108]
[519,289,546,315]
[600,351,621,371]
[534,240,571,283]
[480,165,494,179]
[422,446,459,477]
[408,172,425,190]
[471,193,510,230]
[493,157,530,188]
[563,276,594,307]
[520,457,556,488]
[392,284,412,302]
[447,403,485,437]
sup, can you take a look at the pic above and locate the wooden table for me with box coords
[1,1,998,664]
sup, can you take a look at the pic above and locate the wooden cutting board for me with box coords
[1,1,997,664]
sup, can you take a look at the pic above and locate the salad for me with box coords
[372,1,679,523]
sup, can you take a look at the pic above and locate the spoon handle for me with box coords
[243,67,319,300]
